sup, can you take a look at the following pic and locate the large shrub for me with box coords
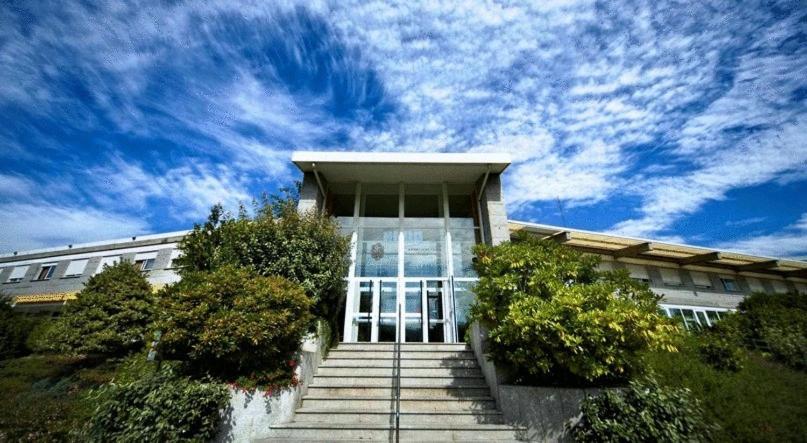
[43,261,154,356]
[155,266,312,387]
[471,234,678,384]
[571,378,713,442]
[80,369,228,443]
[175,193,350,322]
[735,291,806,369]
[0,298,41,360]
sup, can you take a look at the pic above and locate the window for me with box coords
[625,264,650,283]
[6,265,29,283]
[448,195,473,218]
[361,190,399,217]
[133,252,158,272]
[689,271,713,289]
[662,305,728,330]
[96,256,120,274]
[34,263,57,281]
[330,193,356,217]
[745,277,765,293]
[720,276,739,292]
[405,185,443,218]
[63,259,88,278]
[659,268,682,286]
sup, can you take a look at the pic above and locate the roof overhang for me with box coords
[509,220,807,279]
[292,151,511,184]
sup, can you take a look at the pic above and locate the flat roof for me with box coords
[509,220,807,279]
[292,151,510,184]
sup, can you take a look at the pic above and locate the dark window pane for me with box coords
[357,320,371,342]
[378,318,397,342]
[405,194,441,217]
[448,195,473,218]
[428,322,444,343]
[406,318,422,342]
[363,195,398,217]
[380,282,397,313]
[331,193,355,216]
[358,282,373,312]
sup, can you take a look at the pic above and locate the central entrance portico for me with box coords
[293,151,511,343]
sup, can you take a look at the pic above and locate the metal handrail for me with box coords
[394,306,402,443]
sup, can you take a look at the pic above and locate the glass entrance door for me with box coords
[349,278,454,343]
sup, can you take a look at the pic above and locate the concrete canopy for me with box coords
[292,151,511,184]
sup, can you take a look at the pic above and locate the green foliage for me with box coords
[471,233,679,384]
[0,299,44,360]
[80,369,228,443]
[571,378,713,443]
[645,339,807,442]
[155,266,312,387]
[175,193,350,321]
[694,315,745,372]
[0,354,119,441]
[42,261,154,357]
[735,291,806,369]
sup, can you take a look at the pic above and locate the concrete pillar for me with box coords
[478,173,510,246]
[298,172,324,214]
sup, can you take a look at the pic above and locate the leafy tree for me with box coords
[571,377,713,442]
[80,368,228,443]
[471,233,679,385]
[0,297,40,360]
[155,266,312,387]
[734,291,806,369]
[44,261,154,356]
[175,192,350,322]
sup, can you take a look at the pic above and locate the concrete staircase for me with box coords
[258,342,525,442]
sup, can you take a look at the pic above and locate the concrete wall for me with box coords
[478,173,510,246]
[216,333,324,443]
[298,172,324,214]
[468,322,602,442]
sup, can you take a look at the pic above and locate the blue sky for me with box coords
[0,1,805,257]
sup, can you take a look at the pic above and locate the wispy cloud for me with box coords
[0,0,805,256]
[714,213,807,259]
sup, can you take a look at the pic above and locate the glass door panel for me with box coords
[354,281,373,342]
[377,280,398,342]
[453,280,476,342]
[404,281,423,342]
[426,280,446,343]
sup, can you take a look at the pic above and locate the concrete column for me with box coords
[298,172,324,214]
[477,173,510,245]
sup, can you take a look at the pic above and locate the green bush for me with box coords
[42,261,154,357]
[0,299,42,360]
[571,378,713,442]
[175,193,350,322]
[80,369,228,443]
[736,292,806,369]
[155,266,312,388]
[645,340,807,442]
[471,234,679,384]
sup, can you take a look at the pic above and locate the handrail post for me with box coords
[395,304,401,443]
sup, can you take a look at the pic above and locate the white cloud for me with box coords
[0,203,149,253]
[714,213,807,258]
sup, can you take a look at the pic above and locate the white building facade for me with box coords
[2,151,806,338]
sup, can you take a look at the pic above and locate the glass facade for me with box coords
[339,183,480,342]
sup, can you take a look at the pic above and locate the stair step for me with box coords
[258,423,525,441]
[327,350,475,359]
[294,409,506,425]
[334,342,470,352]
[316,366,483,377]
[301,397,497,411]
[307,386,491,398]
[320,358,478,368]
[311,376,486,387]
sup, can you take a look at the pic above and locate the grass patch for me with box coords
[644,339,807,442]
[0,354,149,440]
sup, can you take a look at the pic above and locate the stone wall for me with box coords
[215,333,325,442]
[468,321,600,442]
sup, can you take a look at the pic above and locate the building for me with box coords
[2,152,806,338]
